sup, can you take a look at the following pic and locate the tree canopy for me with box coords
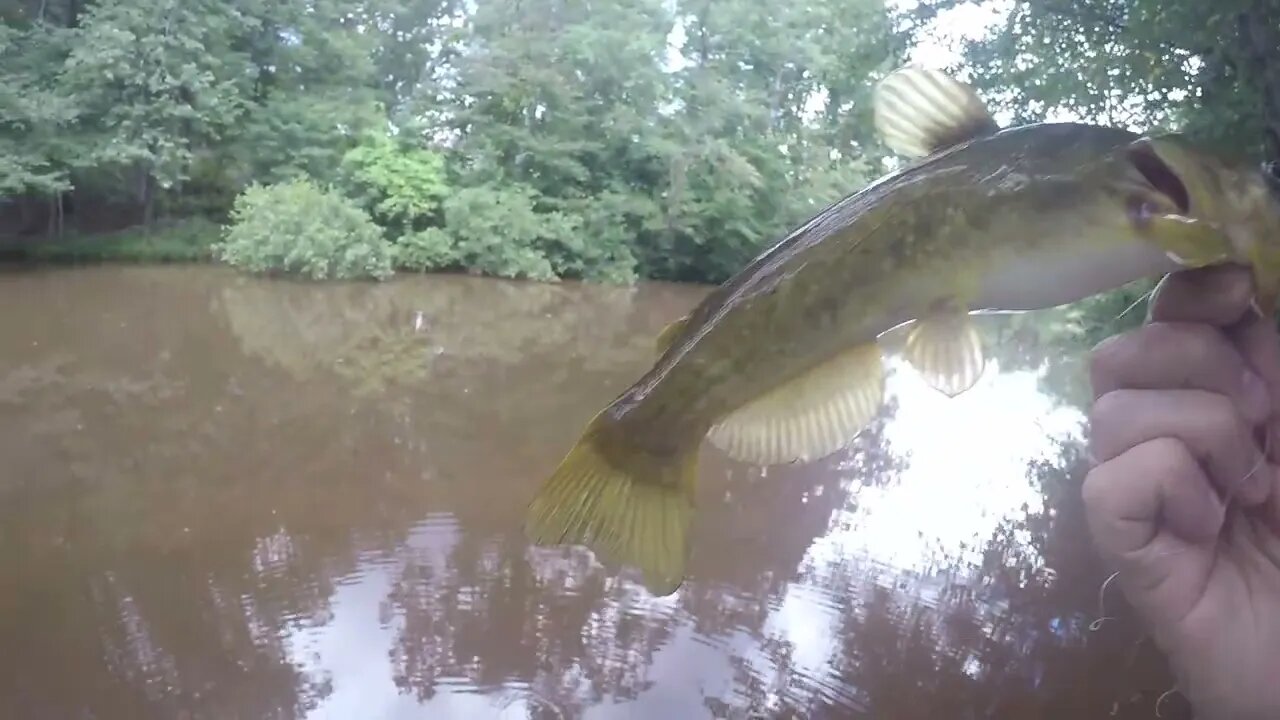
[2,0,1278,283]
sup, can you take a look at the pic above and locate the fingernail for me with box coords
[1242,369,1271,422]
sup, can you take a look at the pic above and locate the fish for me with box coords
[523,65,1280,595]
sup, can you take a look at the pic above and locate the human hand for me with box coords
[1083,264,1280,720]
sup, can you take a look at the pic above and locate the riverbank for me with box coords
[2,218,222,264]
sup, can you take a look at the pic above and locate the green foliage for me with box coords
[0,21,76,199]
[2,0,906,283]
[394,228,457,273]
[433,185,572,282]
[340,133,450,234]
[216,180,395,281]
[413,0,902,284]
[24,0,1269,293]
[60,0,248,221]
[22,218,223,263]
[906,0,1280,162]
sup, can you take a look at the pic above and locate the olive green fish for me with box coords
[523,66,1280,595]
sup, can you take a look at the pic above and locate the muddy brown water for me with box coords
[0,265,1187,719]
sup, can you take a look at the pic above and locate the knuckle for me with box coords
[1213,265,1256,308]
[1080,466,1112,512]
[1144,322,1215,365]
[1087,389,1135,461]
[1201,392,1244,437]
[1088,389,1129,433]
[1089,334,1135,388]
[1140,436,1196,478]
[1080,438,1189,513]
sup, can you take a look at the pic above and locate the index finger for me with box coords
[1147,264,1280,454]
[1147,264,1256,326]
[1229,311,1280,459]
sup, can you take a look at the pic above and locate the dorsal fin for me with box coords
[655,315,688,357]
[873,66,999,159]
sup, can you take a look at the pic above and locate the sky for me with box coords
[892,0,1012,71]
[663,0,1027,129]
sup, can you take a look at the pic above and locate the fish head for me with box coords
[1122,134,1280,311]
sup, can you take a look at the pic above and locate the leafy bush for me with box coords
[394,228,458,273]
[435,185,564,281]
[340,132,450,235]
[215,179,395,280]
[550,191,643,284]
[393,183,639,283]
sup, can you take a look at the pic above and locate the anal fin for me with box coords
[903,310,986,397]
[706,343,885,466]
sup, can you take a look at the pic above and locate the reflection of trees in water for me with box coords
[218,274,665,398]
[379,402,906,714]
[0,268,709,719]
[0,268,1195,719]
[0,270,370,718]
[709,436,1188,720]
[368,403,1184,720]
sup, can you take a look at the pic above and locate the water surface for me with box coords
[0,266,1187,718]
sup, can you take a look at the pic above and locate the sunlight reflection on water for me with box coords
[287,351,1087,720]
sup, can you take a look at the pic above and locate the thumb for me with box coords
[1082,437,1223,628]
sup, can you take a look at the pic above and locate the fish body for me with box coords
[525,67,1280,595]
[619,123,1176,437]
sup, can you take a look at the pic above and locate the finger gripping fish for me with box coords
[523,66,1280,595]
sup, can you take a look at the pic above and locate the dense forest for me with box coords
[3,0,1280,283]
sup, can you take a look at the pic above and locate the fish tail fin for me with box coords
[524,411,697,595]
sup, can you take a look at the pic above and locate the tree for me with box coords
[906,0,1280,163]
[650,0,904,281]
[60,0,248,224]
[0,21,78,233]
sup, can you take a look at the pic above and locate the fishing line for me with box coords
[1111,287,1156,324]
[1155,687,1182,718]
[1089,570,1121,632]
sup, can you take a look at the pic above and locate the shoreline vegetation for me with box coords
[3,0,1278,288]
[3,219,222,265]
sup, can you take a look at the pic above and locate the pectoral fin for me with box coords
[706,343,884,466]
[904,311,986,397]
[873,66,999,159]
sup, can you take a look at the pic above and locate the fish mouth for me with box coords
[1127,140,1192,215]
